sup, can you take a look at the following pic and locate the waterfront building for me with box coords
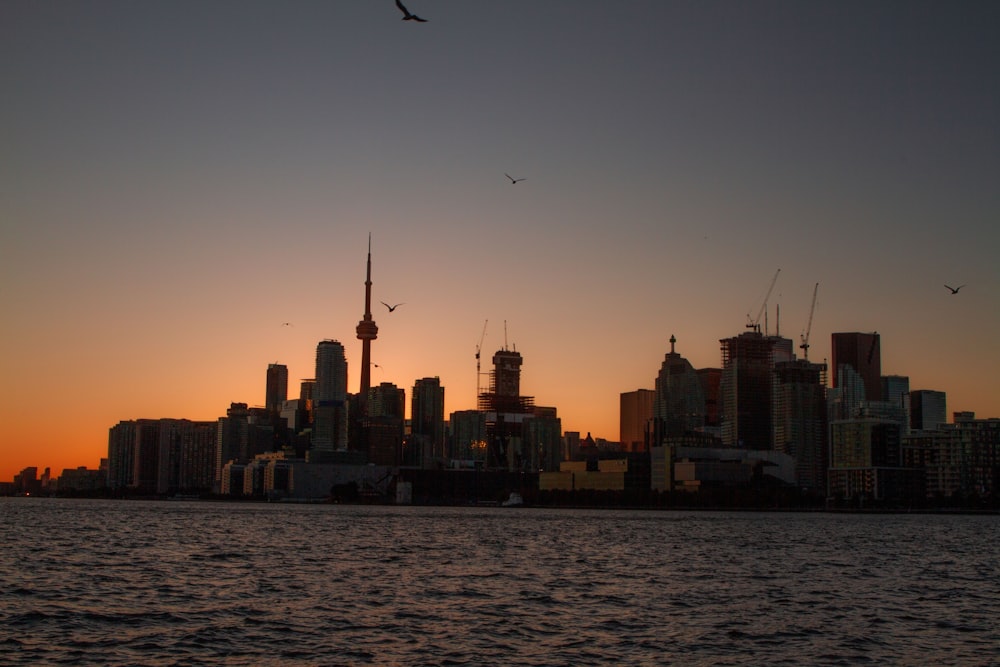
[903,414,1000,499]
[524,408,562,472]
[828,418,922,505]
[313,340,349,456]
[478,346,535,470]
[412,377,446,462]
[719,331,776,449]
[773,359,828,493]
[108,420,137,490]
[448,410,488,464]
[216,403,250,482]
[367,382,405,466]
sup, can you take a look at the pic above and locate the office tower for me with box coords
[653,335,706,440]
[909,390,947,431]
[412,377,446,461]
[773,359,828,493]
[831,332,882,402]
[313,340,349,455]
[266,364,288,413]
[719,331,776,448]
[355,235,378,400]
[367,382,405,466]
[620,389,655,452]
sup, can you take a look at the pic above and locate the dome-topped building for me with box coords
[654,335,706,437]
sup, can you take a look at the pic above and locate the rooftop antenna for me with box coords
[504,320,509,351]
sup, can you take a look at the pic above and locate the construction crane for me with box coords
[746,268,781,333]
[475,319,488,401]
[800,282,819,360]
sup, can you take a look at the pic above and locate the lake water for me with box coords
[1,499,997,666]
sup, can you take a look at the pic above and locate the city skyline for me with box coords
[3,1,998,481]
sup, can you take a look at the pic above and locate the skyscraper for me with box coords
[314,339,348,455]
[412,377,446,461]
[773,359,828,493]
[653,335,706,439]
[356,235,378,400]
[265,363,288,413]
[719,331,776,448]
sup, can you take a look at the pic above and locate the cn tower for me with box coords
[356,234,378,398]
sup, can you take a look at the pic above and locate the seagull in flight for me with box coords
[944,284,966,294]
[381,301,405,312]
[281,322,294,327]
[395,0,427,22]
[505,173,526,184]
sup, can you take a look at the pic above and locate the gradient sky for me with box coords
[2,0,998,482]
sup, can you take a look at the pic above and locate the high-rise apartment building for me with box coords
[773,359,828,493]
[367,382,405,466]
[412,377,446,461]
[313,340,348,455]
[266,364,288,413]
[719,331,776,449]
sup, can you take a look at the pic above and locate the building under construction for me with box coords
[477,348,536,470]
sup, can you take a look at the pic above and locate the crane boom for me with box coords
[747,268,781,332]
[475,319,488,400]
[800,282,819,360]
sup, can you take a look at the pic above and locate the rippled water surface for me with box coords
[1,499,997,665]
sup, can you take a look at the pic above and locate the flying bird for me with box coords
[395,0,427,22]
[505,173,526,184]
[281,322,294,327]
[944,284,966,294]
[381,301,405,312]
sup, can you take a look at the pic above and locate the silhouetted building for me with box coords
[697,368,722,429]
[719,331,776,449]
[524,407,562,472]
[619,389,654,453]
[773,359,828,493]
[412,377,446,462]
[449,410,488,463]
[266,363,288,413]
[313,340,348,456]
[367,382,405,466]
[909,390,947,432]
[216,403,249,482]
[653,335,706,441]
[828,418,921,505]
[108,420,137,490]
[831,332,882,418]
[478,347,535,469]
[903,413,1000,499]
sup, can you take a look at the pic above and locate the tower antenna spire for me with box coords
[356,234,378,397]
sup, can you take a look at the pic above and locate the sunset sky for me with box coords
[2,0,998,482]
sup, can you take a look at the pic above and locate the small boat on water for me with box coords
[501,492,524,507]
